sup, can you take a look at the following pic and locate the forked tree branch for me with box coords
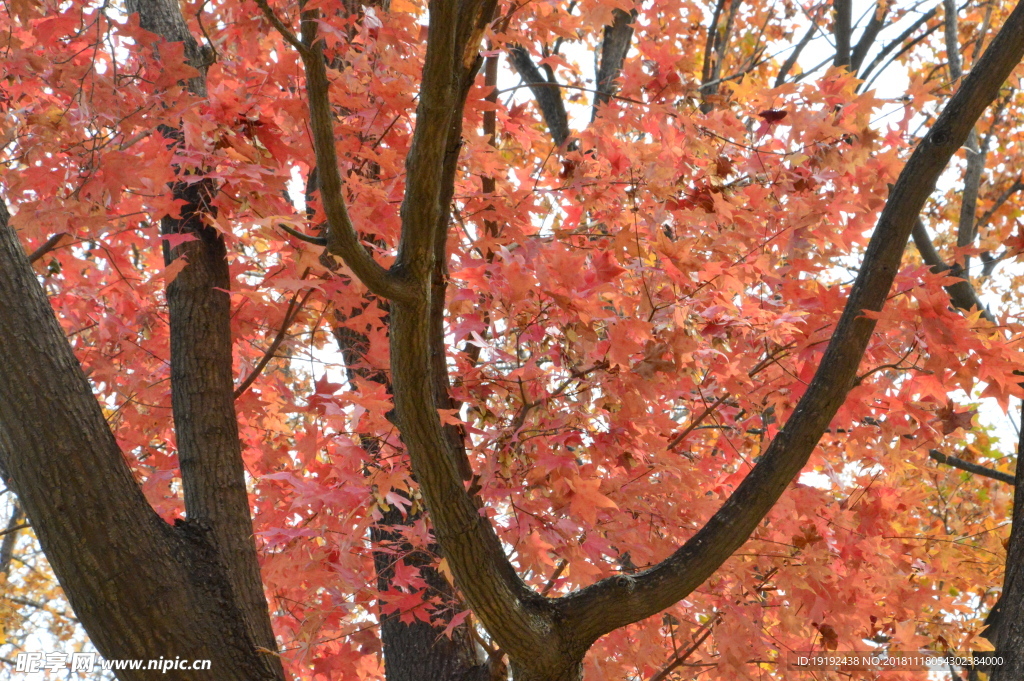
[285,7,413,301]
[700,0,739,112]
[393,0,496,282]
[549,0,1024,644]
[857,6,939,83]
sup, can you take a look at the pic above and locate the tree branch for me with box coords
[701,0,740,112]
[929,449,1014,484]
[277,222,327,245]
[251,0,306,53]
[27,232,69,264]
[833,0,852,67]
[701,0,728,87]
[593,8,637,119]
[386,0,565,671]
[292,10,412,301]
[507,45,571,147]
[976,179,1024,233]
[850,2,888,72]
[912,218,994,322]
[552,0,1024,643]
[858,6,939,83]
[775,22,816,87]
[234,282,316,399]
[391,0,496,283]
[647,618,717,681]
[944,0,988,279]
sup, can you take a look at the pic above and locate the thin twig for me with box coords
[648,614,720,681]
[540,559,568,596]
[251,0,307,53]
[235,275,317,398]
[0,523,28,539]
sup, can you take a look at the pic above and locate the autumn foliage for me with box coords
[2,0,1024,679]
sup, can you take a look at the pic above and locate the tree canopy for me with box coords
[2,0,1024,679]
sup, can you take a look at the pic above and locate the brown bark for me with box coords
[911,218,994,322]
[833,0,852,67]
[988,399,1024,680]
[127,0,282,667]
[260,0,1024,677]
[593,9,638,118]
[0,202,279,681]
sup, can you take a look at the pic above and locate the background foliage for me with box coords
[1,0,1023,678]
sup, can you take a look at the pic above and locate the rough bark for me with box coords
[507,46,571,148]
[275,0,1024,677]
[592,9,637,117]
[370,506,491,681]
[988,400,1024,680]
[0,202,279,681]
[127,0,282,667]
[333,312,488,680]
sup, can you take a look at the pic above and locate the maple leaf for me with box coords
[935,402,976,435]
[755,109,788,137]
[6,0,1024,679]
[160,232,198,249]
[568,478,618,526]
[442,610,471,639]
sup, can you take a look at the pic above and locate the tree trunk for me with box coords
[333,319,490,681]
[371,507,491,681]
[989,399,1024,680]
[127,0,283,668]
[0,203,280,681]
[508,659,584,681]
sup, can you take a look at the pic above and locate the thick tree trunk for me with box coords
[508,659,584,681]
[126,0,283,668]
[0,204,279,681]
[333,320,489,681]
[989,401,1024,681]
[371,507,491,681]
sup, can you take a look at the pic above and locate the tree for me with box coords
[2,0,1024,679]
